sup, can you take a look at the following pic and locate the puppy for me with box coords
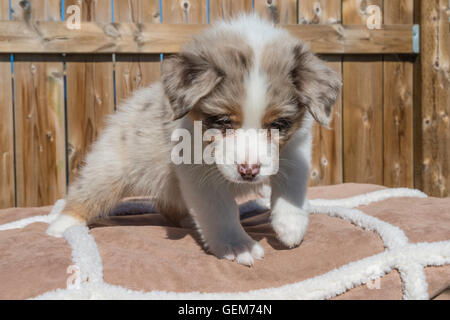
[47,14,341,266]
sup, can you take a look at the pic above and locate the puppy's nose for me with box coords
[238,164,260,180]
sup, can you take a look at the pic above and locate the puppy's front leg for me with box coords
[177,166,264,266]
[270,141,310,248]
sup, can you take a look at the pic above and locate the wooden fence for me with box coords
[0,0,448,209]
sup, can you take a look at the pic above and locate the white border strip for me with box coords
[310,205,409,249]
[33,241,450,300]
[0,199,66,231]
[309,188,427,208]
[64,225,103,284]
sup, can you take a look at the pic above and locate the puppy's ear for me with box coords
[291,44,342,127]
[161,53,224,120]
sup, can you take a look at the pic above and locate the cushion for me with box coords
[0,184,449,300]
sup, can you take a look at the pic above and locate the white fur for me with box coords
[271,198,309,248]
[242,69,269,128]
[270,115,314,247]
[213,14,289,53]
[214,129,279,183]
[175,163,265,266]
[46,214,86,238]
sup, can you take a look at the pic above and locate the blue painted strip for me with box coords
[111,0,115,22]
[207,0,210,24]
[9,0,17,206]
[61,0,65,21]
[111,0,116,110]
[252,0,254,12]
[412,24,420,54]
[159,0,163,61]
[8,0,13,73]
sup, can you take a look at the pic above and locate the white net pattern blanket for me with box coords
[0,188,449,300]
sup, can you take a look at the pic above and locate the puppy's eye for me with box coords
[269,118,292,131]
[205,115,233,129]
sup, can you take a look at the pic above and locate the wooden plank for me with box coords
[162,0,208,24]
[114,0,208,109]
[114,0,161,104]
[343,0,383,25]
[0,0,8,20]
[12,0,65,207]
[0,0,14,208]
[10,0,60,21]
[309,55,343,186]
[298,0,342,24]
[209,0,252,20]
[383,0,414,188]
[65,54,114,182]
[343,0,384,185]
[65,0,114,183]
[343,56,383,184]
[0,21,417,54]
[297,1,343,186]
[285,23,414,54]
[418,0,450,197]
[254,0,297,24]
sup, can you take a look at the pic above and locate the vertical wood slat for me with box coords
[12,0,66,207]
[0,0,8,18]
[65,0,114,183]
[418,0,450,197]
[209,0,252,20]
[310,55,343,186]
[343,0,384,185]
[297,1,343,186]
[162,0,208,24]
[0,55,14,208]
[254,1,297,27]
[0,0,14,208]
[383,0,414,188]
[298,0,342,24]
[254,0,297,24]
[114,0,161,104]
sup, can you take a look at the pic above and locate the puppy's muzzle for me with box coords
[238,163,260,181]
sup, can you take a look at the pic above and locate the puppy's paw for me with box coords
[46,214,86,238]
[209,234,264,267]
[271,208,309,248]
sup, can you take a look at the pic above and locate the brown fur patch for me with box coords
[262,106,307,148]
[61,204,89,223]
[257,39,310,147]
[258,37,341,140]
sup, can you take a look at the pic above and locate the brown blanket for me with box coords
[0,184,449,300]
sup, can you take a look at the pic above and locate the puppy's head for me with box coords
[162,16,341,184]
